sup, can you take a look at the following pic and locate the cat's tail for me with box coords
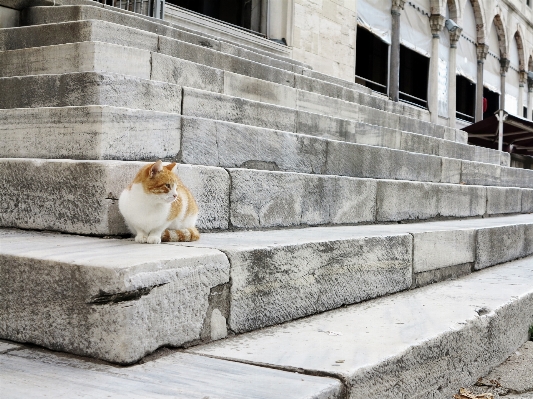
[161,227,200,242]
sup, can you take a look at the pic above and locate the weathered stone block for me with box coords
[522,189,533,213]
[437,184,486,217]
[325,142,441,182]
[461,161,501,186]
[0,230,230,364]
[296,110,353,141]
[0,41,151,79]
[0,159,229,234]
[159,36,295,87]
[486,187,523,215]
[180,117,327,174]
[412,230,476,273]
[440,157,462,184]
[224,71,297,108]
[346,124,402,150]
[475,224,533,269]
[376,180,438,221]
[400,132,439,156]
[0,106,181,160]
[228,169,376,228]
[0,72,182,112]
[222,233,412,332]
[151,52,224,93]
[182,87,296,132]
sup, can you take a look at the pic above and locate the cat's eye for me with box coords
[165,183,171,189]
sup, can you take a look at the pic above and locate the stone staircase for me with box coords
[2,2,533,398]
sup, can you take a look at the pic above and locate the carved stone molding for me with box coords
[500,58,510,75]
[391,0,405,13]
[429,14,445,36]
[476,44,489,62]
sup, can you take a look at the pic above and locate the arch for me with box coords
[446,0,459,22]
[468,0,485,43]
[491,13,508,59]
[514,26,527,72]
[431,0,459,21]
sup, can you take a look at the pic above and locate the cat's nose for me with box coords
[173,194,178,199]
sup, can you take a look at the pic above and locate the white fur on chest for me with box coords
[119,183,172,234]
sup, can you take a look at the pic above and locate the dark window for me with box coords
[456,75,476,122]
[483,87,500,119]
[399,45,429,108]
[169,0,261,32]
[355,26,389,95]
[525,106,528,119]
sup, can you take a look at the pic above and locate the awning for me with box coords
[462,111,533,155]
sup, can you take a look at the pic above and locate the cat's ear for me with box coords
[149,160,163,178]
[164,162,178,173]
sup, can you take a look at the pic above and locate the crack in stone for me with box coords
[87,283,169,305]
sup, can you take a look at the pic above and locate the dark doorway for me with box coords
[355,26,389,95]
[169,0,260,32]
[456,75,476,122]
[524,106,528,119]
[483,87,499,119]
[399,45,429,108]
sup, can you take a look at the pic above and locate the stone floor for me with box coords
[455,340,533,398]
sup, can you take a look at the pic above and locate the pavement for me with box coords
[454,340,533,398]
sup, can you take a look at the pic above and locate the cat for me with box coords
[118,160,200,244]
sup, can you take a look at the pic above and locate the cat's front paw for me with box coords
[147,235,162,244]
[135,234,148,243]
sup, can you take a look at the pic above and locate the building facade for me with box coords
[161,0,533,129]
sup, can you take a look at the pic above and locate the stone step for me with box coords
[17,6,310,74]
[2,214,533,364]
[0,107,506,170]
[0,72,182,112]
[1,17,457,139]
[188,254,533,399]
[0,347,343,398]
[0,41,481,161]
[1,158,532,235]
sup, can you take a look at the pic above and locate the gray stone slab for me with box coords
[0,19,159,52]
[325,141,442,183]
[0,159,229,234]
[0,5,19,28]
[400,131,439,156]
[501,166,533,189]
[523,189,533,213]
[223,71,297,108]
[0,72,182,112]
[456,129,469,144]
[158,36,295,87]
[413,263,472,288]
[438,140,476,162]
[0,106,181,160]
[437,184,486,217]
[151,52,224,93]
[475,224,533,270]
[441,157,462,184]
[181,87,296,132]
[486,187,523,215]
[461,161,502,186]
[0,350,342,399]
[412,229,476,273]
[0,41,151,79]
[346,124,402,150]
[0,230,230,364]
[180,117,327,174]
[296,110,353,141]
[0,340,22,354]
[228,168,376,228]
[376,180,439,221]
[500,151,511,167]
[189,256,533,399]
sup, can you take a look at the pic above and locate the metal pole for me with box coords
[495,109,507,152]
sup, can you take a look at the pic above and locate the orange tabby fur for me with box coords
[118,160,200,244]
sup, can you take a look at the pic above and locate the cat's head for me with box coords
[137,160,180,203]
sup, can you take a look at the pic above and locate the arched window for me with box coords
[456,0,478,122]
[506,33,521,115]
[483,20,502,119]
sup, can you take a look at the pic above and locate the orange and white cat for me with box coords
[119,160,200,244]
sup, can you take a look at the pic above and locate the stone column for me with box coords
[499,58,510,112]
[518,71,526,117]
[475,44,488,122]
[527,76,533,120]
[389,0,405,102]
[447,28,462,128]
[429,15,445,123]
